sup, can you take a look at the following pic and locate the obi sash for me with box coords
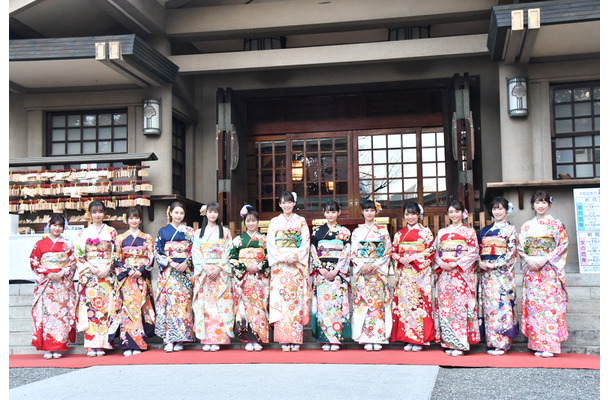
[398,241,426,256]
[85,240,113,261]
[164,241,191,259]
[41,251,70,273]
[524,236,554,256]
[121,246,150,269]
[317,239,344,259]
[357,241,384,259]
[438,239,467,261]
[480,236,507,256]
[238,247,265,269]
[275,229,302,248]
[199,241,225,260]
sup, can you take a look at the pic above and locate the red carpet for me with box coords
[9,349,600,370]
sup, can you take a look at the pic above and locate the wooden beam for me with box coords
[9,152,158,168]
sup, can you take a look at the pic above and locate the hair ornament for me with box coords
[374,200,382,212]
[240,204,252,218]
[462,209,469,219]
[166,206,171,223]
[84,208,90,220]
[507,202,514,214]
[291,192,298,202]
[200,204,207,216]
[549,196,554,204]
[122,213,127,224]
[417,204,424,216]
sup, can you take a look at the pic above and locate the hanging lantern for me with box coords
[143,99,161,135]
[507,77,528,117]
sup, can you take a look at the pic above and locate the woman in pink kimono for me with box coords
[30,215,76,359]
[350,200,392,351]
[433,200,480,356]
[192,202,234,352]
[74,200,118,357]
[266,191,311,352]
[391,202,436,352]
[518,191,569,358]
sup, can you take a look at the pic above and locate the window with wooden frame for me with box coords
[357,128,446,209]
[551,82,600,179]
[46,109,127,169]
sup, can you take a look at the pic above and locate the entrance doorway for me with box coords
[247,126,447,223]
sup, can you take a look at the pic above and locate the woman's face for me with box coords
[533,199,550,216]
[245,214,259,232]
[279,199,295,215]
[49,221,64,238]
[404,210,419,226]
[90,208,105,225]
[492,204,507,222]
[362,208,376,222]
[128,214,141,230]
[207,209,219,223]
[447,206,463,224]
[324,209,340,225]
[170,206,185,224]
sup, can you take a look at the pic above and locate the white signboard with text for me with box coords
[573,188,600,273]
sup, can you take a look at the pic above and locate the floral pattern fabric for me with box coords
[228,231,270,343]
[108,230,156,350]
[390,223,436,345]
[192,226,235,344]
[433,224,480,351]
[478,221,519,350]
[266,214,311,344]
[30,236,77,351]
[350,223,392,344]
[518,215,569,354]
[74,224,117,350]
[310,223,352,345]
[154,223,196,344]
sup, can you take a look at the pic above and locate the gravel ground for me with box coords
[430,367,600,400]
[10,366,600,398]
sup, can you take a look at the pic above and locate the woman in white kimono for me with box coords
[192,202,234,352]
[350,200,392,351]
[266,191,311,352]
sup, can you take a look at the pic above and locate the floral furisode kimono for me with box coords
[478,220,519,350]
[310,223,352,345]
[192,225,234,345]
[390,223,436,346]
[350,223,392,344]
[266,213,311,344]
[228,231,270,344]
[518,215,569,354]
[433,224,480,351]
[30,235,77,351]
[154,223,196,345]
[75,223,118,350]
[108,230,156,351]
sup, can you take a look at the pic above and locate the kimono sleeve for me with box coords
[220,227,233,273]
[141,233,155,274]
[228,235,246,279]
[336,227,352,276]
[372,226,392,275]
[547,220,569,272]
[154,229,171,272]
[29,239,45,278]
[62,240,77,280]
[456,227,479,272]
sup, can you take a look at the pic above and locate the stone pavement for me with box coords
[9,363,601,400]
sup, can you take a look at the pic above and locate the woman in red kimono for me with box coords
[391,201,436,352]
[30,215,77,359]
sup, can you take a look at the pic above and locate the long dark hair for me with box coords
[199,201,224,240]
[448,200,465,212]
[168,201,185,223]
[323,200,341,212]
[530,190,553,209]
